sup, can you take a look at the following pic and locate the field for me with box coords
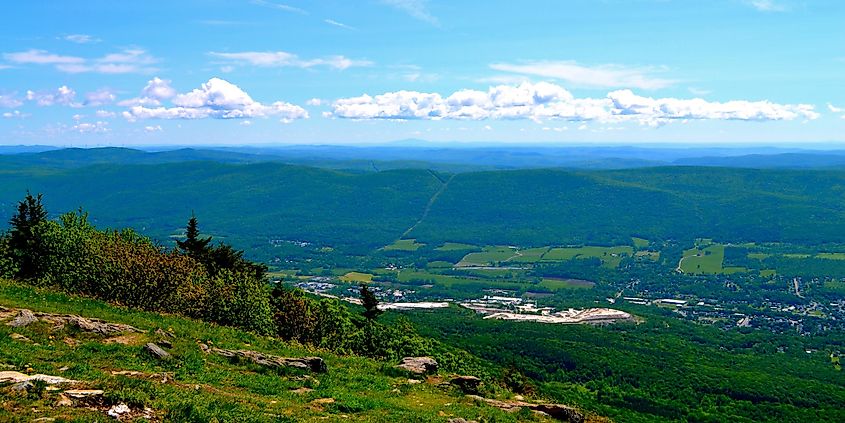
[540,278,595,289]
[541,246,634,268]
[340,272,374,283]
[680,244,725,274]
[632,237,650,248]
[383,239,425,251]
[435,242,478,251]
[455,246,518,267]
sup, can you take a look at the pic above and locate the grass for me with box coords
[723,266,747,275]
[456,246,518,267]
[383,239,425,251]
[435,242,478,252]
[539,278,595,290]
[0,279,538,422]
[542,246,634,268]
[340,272,374,283]
[817,252,845,260]
[632,237,650,248]
[760,269,777,277]
[748,253,770,260]
[508,247,550,263]
[680,244,725,274]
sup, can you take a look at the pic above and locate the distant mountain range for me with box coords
[4,145,845,171]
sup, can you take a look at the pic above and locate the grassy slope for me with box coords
[0,280,551,422]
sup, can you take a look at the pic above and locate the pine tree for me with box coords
[8,192,48,279]
[360,283,383,320]
[176,214,211,258]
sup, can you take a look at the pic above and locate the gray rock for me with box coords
[7,309,37,327]
[144,342,171,360]
[10,380,34,394]
[397,356,438,374]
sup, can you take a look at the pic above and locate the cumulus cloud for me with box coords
[829,103,845,119]
[122,77,308,122]
[144,125,163,133]
[489,61,675,90]
[26,86,79,107]
[208,51,372,70]
[95,110,116,118]
[4,48,157,74]
[0,93,23,108]
[118,77,176,107]
[306,98,323,106]
[63,34,100,44]
[381,0,438,25]
[327,81,819,126]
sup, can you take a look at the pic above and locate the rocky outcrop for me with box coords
[7,309,37,327]
[3,308,140,335]
[201,345,327,373]
[397,356,438,374]
[466,395,584,423]
[0,371,77,385]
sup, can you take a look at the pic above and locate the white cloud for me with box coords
[122,77,308,122]
[2,110,29,119]
[63,34,100,44]
[208,51,372,70]
[84,89,117,106]
[490,61,675,90]
[144,125,163,133]
[381,0,438,25]
[829,103,845,119]
[0,93,23,108]
[4,49,83,65]
[745,0,787,12]
[324,19,356,30]
[250,0,307,14]
[306,98,323,106]
[118,77,176,107]
[95,110,116,118]
[26,86,79,107]
[4,48,158,74]
[72,121,109,133]
[328,81,819,126]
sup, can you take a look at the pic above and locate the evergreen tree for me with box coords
[8,192,48,279]
[176,214,211,258]
[360,283,383,320]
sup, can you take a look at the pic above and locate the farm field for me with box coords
[383,238,425,251]
[435,242,478,251]
[455,246,518,267]
[680,243,725,274]
[340,271,374,283]
[541,245,634,268]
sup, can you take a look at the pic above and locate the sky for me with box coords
[0,0,844,147]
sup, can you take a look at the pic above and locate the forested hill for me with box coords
[3,161,845,250]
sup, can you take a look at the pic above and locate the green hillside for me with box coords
[4,162,845,254]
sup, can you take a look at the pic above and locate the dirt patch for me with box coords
[103,333,146,346]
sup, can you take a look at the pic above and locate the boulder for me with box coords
[397,356,438,374]
[144,342,171,360]
[7,309,37,327]
[450,375,483,394]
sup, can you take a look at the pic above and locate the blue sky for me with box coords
[0,0,843,146]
